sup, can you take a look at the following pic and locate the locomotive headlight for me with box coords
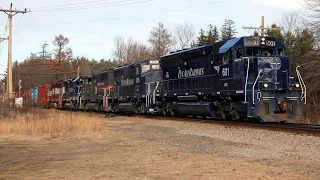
[263,83,268,88]
[295,83,300,88]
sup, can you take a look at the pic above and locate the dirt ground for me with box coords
[0,114,319,180]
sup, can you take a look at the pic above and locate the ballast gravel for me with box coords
[138,117,320,163]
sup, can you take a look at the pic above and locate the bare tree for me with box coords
[53,34,72,64]
[125,37,134,63]
[112,36,153,64]
[112,35,126,64]
[51,34,73,80]
[304,0,320,40]
[172,22,195,50]
[280,11,303,35]
[148,22,172,59]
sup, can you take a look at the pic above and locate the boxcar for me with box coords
[38,84,51,106]
[32,87,38,105]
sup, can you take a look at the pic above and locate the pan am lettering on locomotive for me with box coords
[178,68,205,79]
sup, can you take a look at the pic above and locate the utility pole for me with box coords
[242,16,280,36]
[0,3,28,101]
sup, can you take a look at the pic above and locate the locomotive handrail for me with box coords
[153,81,160,104]
[252,70,263,104]
[296,66,307,104]
[243,57,250,103]
[146,82,151,107]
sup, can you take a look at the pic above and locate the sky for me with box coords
[0,0,304,76]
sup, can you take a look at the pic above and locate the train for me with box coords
[19,35,307,123]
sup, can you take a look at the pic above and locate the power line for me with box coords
[12,14,24,35]
[31,0,119,10]
[14,0,229,27]
[32,0,154,12]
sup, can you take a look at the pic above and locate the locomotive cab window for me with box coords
[235,48,242,59]
[277,48,284,56]
[222,50,230,64]
[245,48,259,56]
[262,48,274,56]
[141,65,150,73]
[151,64,160,70]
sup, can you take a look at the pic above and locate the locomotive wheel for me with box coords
[161,108,167,116]
[84,103,88,112]
[230,109,240,121]
[168,107,176,117]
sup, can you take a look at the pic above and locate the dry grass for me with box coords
[0,109,104,136]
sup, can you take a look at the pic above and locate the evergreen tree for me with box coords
[220,19,237,41]
[265,24,284,42]
[197,28,207,46]
[206,24,219,44]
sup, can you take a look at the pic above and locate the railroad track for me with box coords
[137,114,320,135]
[25,107,320,135]
[199,120,320,134]
[94,110,320,135]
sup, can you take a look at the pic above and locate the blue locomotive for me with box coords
[54,35,306,123]
[159,36,306,122]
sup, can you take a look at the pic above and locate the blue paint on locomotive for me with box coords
[219,37,241,53]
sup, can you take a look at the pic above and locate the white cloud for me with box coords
[251,0,303,9]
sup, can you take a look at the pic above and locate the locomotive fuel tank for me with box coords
[118,103,137,113]
[175,101,216,117]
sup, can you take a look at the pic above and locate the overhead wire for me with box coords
[31,0,115,10]
[32,0,155,12]
[31,0,122,10]
[0,20,9,57]
[17,0,229,27]
[12,14,24,35]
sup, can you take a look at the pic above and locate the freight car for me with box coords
[48,81,64,108]
[23,35,306,123]
[37,84,51,106]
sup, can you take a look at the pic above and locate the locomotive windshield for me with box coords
[141,61,160,73]
[245,47,284,56]
[242,37,286,56]
[142,65,150,73]
[151,64,160,69]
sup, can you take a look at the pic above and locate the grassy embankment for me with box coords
[0,109,104,136]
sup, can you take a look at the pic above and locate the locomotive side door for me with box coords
[219,50,233,92]
[232,47,244,91]
[135,66,141,97]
